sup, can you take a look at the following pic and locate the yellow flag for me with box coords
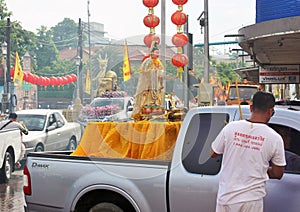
[14,52,24,86]
[123,40,131,81]
[85,69,90,94]
[200,77,204,84]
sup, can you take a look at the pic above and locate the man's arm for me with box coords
[267,164,284,179]
[210,148,221,158]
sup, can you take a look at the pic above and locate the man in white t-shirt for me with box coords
[211,91,286,212]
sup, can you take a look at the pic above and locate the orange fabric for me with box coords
[71,121,182,160]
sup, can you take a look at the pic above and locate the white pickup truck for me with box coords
[0,129,21,183]
[23,106,300,212]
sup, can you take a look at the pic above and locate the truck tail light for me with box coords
[23,165,32,195]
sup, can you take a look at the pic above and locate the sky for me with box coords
[6,0,256,45]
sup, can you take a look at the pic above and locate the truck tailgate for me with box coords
[25,153,170,212]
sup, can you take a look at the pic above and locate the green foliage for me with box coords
[216,62,240,84]
[51,18,78,50]
[35,26,59,69]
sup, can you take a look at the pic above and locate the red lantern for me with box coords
[143,0,159,8]
[49,76,56,86]
[61,76,68,85]
[172,33,189,47]
[56,77,63,86]
[70,74,77,82]
[172,53,188,67]
[171,11,187,26]
[172,0,188,6]
[23,72,28,81]
[26,72,33,83]
[65,75,73,84]
[143,14,160,28]
[44,77,50,86]
[32,75,39,84]
[36,76,42,86]
[144,33,160,48]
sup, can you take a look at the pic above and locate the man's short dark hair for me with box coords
[8,112,18,119]
[252,91,275,113]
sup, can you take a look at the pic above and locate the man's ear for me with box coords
[250,104,253,112]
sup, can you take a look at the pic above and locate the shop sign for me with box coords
[259,65,300,84]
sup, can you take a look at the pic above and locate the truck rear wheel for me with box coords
[89,202,123,212]
[0,152,13,184]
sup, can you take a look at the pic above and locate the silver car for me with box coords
[16,109,82,155]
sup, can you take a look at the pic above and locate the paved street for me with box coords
[0,170,25,212]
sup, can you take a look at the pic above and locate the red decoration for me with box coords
[172,33,189,47]
[70,74,77,82]
[172,0,188,6]
[65,75,73,84]
[61,76,68,85]
[45,77,50,86]
[143,14,160,28]
[172,53,188,67]
[143,0,159,8]
[23,72,28,81]
[144,33,160,48]
[171,11,187,26]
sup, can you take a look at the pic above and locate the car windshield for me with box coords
[229,86,258,100]
[17,114,46,131]
[90,98,125,110]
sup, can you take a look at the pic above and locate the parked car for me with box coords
[79,96,134,126]
[16,109,82,155]
[275,99,300,111]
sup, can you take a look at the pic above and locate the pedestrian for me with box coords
[211,91,286,212]
[0,112,28,168]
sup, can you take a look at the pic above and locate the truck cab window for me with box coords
[182,113,229,175]
[269,124,300,173]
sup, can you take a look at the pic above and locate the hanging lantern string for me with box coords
[143,0,160,49]
[171,0,189,82]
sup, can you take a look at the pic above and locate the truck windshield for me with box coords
[228,86,258,100]
[17,114,46,131]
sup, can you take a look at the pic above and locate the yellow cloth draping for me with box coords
[71,121,182,160]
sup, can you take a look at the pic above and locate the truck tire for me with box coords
[0,152,13,184]
[89,202,123,212]
[68,137,77,151]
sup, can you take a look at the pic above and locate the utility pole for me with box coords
[198,0,210,83]
[87,0,93,102]
[7,18,13,112]
[183,17,189,108]
[203,0,210,83]
[2,18,11,114]
[161,0,166,105]
[77,18,83,103]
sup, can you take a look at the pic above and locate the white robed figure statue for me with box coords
[132,41,165,121]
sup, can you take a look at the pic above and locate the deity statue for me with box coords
[132,41,165,121]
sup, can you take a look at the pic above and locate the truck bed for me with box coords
[25,151,170,212]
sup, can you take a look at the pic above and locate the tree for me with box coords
[51,18,78,51]
[216,62,239,84]
[35,26,58,69]
[0,0,36,60]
